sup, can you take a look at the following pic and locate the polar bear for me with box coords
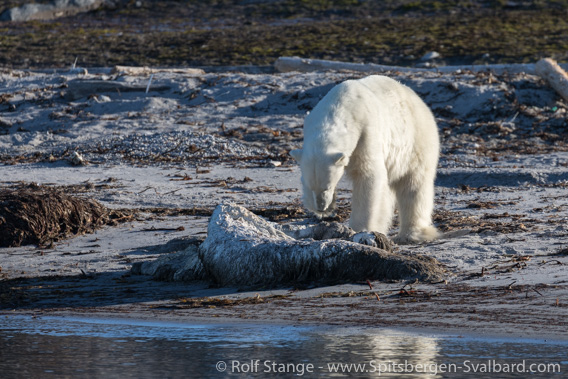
[290,75,439,244]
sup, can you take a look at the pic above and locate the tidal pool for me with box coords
[0,315,566,378]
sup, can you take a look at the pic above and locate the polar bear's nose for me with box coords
[315,195,327,211]
[314,190,332,211]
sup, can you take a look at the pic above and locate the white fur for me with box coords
[290,75,440,244]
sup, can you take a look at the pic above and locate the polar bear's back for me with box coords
[304,76,400,140]
[356,75,439,176]
[303,75,439,174]
[358,75,437,139]
[307,75,436,134]
[356,75,435,127]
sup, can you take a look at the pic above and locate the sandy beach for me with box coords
[1,63,567,340]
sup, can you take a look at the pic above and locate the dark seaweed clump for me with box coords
[0,184,129,247]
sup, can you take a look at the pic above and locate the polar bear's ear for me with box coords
[332,153,349,167]
[289,149,303,162]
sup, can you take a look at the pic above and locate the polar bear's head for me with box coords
[290,148,348,218]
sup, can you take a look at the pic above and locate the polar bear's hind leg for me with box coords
[393,172,438,244]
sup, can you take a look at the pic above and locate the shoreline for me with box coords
[2,267,567,342]
[3,299,568,343]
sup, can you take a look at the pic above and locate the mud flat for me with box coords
[1,64,567,339]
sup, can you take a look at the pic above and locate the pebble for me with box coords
[420,51,441,61]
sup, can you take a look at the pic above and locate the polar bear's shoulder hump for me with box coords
[331,75,405,98]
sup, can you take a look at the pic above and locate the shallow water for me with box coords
[0,315,566,378]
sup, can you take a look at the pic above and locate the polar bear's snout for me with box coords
[314,189,336,213]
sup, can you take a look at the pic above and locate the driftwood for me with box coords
[0,0,105,22]
[274,56,568,75]
[112,66,205,76]
[65,79,171,100]
[133,204,446,287]
[535,58,568,103]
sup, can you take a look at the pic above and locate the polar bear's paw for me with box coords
[394,226,439,245]
[352,232,393,251]
[352,232,377,247]
[311,209,335,220]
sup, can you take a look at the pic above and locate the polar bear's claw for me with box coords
[352,232,377,247]
[311,209,335,220]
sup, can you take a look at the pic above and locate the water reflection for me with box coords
[310,328,440,377]
[0,316,565,378]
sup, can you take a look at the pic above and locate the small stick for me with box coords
[142,226,185,232]
[145,74,154,94]
[138,186,159,194]
[163,188,182,195]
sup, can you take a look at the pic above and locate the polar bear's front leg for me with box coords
[349,169,395,235]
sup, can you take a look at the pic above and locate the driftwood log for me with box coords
[274,56,568,75]
[64,79,172,100]
[535,58,568,103]
[132,203,446,287]
[112,66,205,76]
[0,0,105,22]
